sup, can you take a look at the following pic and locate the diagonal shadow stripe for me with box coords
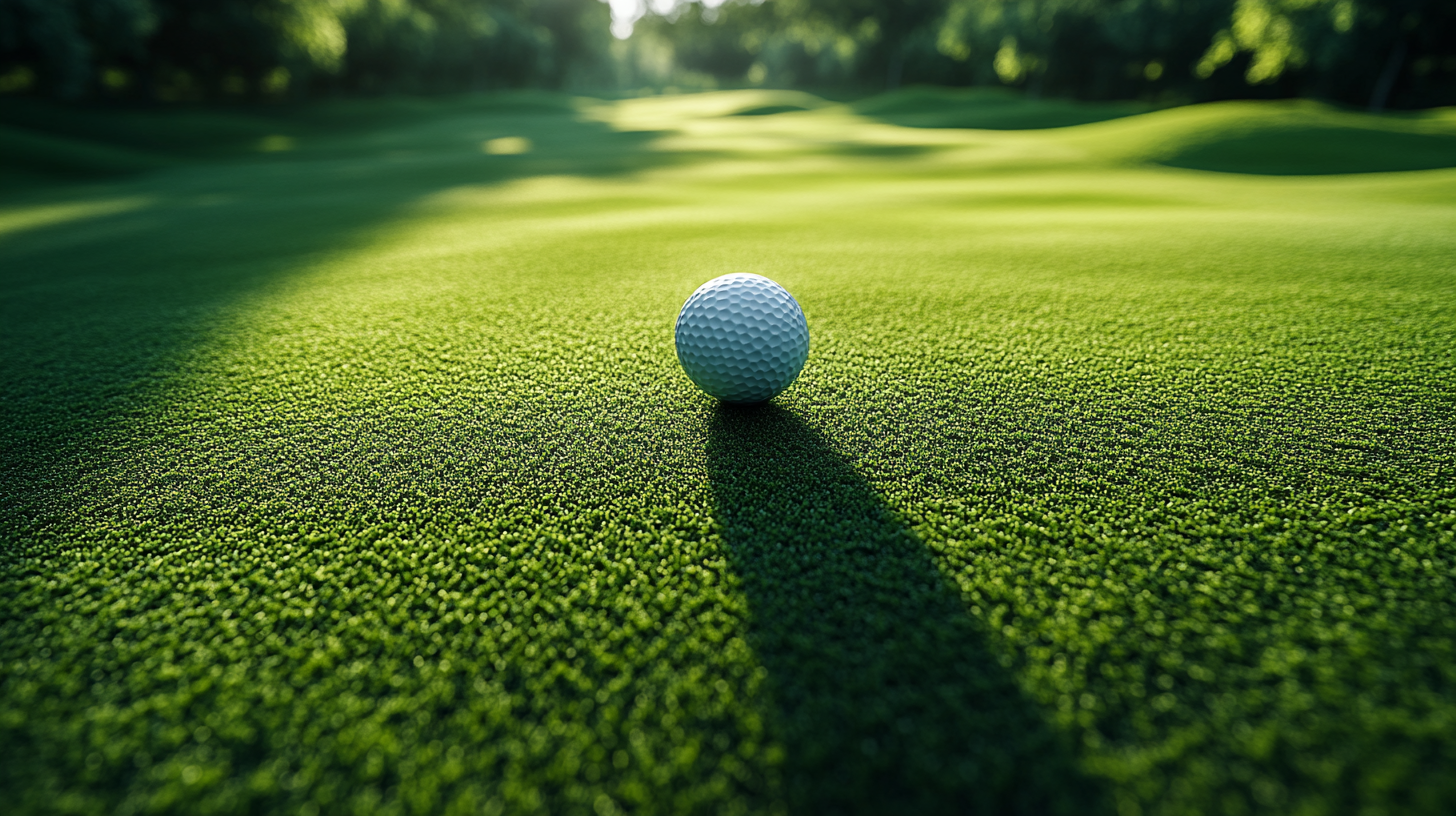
[706,403,1109,815]
[0,101,711,545]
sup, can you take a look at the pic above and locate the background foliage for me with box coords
[631,0,1455,108]
[0,0,611,100]
[0,0,1452,106]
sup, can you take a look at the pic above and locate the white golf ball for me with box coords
[675,273,810,403]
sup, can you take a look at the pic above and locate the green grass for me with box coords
[2,89,1454,816]
[850,86,1151,130]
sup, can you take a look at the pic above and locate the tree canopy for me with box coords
[0,0,612,100]
[0,0,1451,107]
[633,0,1455,109]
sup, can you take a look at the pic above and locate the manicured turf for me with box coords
[2,90,1454,816]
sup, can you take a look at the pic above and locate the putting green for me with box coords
[2,90,1454,816]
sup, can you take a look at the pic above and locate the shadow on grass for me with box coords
[729,104,816,117]
[852,86,1147,131]
[1156,123,1456,175]
[0,98,705,535]
[706,403,1108,815]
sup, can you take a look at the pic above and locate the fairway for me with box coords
[2,91,1455,816]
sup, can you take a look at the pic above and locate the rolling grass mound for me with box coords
[2,90,1454,816]
[1161,122,1456,174]
[1072,100,1456,174]
[852,85,1149,129]
[701,90,833,119]
[728,104,814,116]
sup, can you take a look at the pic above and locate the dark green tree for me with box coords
[1193,0,1456,109]
[773,0,951,87]
[0,0,154,98]
[635,0,1455,107]
[0,0,614,101]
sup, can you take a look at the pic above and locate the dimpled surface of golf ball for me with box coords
[675,273,810,403]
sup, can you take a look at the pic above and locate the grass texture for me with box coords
[2,90,1455,816]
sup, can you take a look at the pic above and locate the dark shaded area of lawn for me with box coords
[1158,123,1456,175]
[851,86,1149,130]
[0,95,699,532]
[706,404,1110,816]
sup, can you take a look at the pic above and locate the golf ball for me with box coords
[675,273,810,403]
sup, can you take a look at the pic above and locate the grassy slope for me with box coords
[850,86,1151,130]
[1,91,1454,816]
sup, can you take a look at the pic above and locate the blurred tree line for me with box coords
[633,0,1455,109]
[0,0,611,100]
[0,0,1451,107]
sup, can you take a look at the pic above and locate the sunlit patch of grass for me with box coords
[482,136,532,155]
[0,196,153,240]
